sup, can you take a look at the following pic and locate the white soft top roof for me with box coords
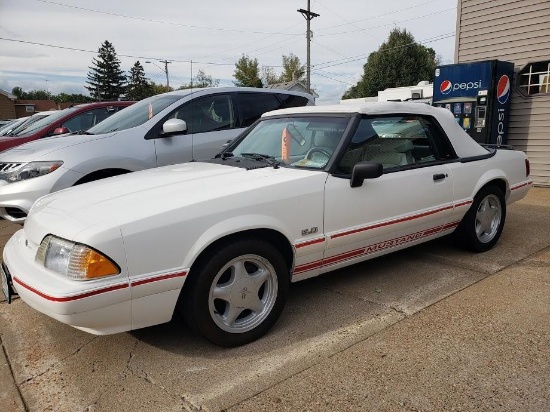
[263,102,488,158]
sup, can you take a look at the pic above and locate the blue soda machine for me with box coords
[432,60,514,145]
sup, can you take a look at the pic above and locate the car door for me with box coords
[153,94,240,166]
[322,115,456,273]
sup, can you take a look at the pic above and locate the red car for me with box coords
[0,101,134,152]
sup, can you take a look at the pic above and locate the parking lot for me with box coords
[1,188,549,412]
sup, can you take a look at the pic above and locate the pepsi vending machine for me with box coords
[432,60,514,145]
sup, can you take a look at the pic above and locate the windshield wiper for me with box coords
[240,153,281,168]
[218,151,234,160]
[75,130,94,135]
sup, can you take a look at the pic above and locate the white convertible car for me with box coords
[2,103,532,346]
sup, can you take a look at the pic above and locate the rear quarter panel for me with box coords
[449,149,530,207]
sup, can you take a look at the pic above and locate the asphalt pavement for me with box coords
[1,188,549,412]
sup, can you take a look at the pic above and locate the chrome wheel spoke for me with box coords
[232,260,248,282]
[250,268,270,289]
[212,284,232,301]
[208,253,279,334]
[222,303,243,327]
[475,194,502,243]
[248,295,265,314]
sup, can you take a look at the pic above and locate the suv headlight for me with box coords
[35,235,120,280]
[1,161,63,183]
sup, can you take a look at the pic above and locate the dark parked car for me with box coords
[0,101,134,152]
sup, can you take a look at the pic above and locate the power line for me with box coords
[313,71,353,85]
[311,32,455,71]
[314,0,443,32]
[34,0,303,36]
[0,37,236,67]
[316,7,456,37]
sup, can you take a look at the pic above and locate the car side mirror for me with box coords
[350,161,383,188]
[162,118,187,136]
[52,127,70,136]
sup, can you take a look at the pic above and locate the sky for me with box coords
[0,0,458,104]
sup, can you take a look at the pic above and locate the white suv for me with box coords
[0,87,313,222]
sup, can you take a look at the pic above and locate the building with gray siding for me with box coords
[455,0,550,186]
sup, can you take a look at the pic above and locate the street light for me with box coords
[145,60,171,89]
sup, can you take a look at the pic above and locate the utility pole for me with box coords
[145,60,171,90]
[298,1,319,93]
[161,60,171,89]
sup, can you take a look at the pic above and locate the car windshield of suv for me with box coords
[231,116,349,169]
[12,109,77,137]
[88,95,182,135]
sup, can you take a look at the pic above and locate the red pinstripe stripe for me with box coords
[323,249,364,265]
[13,277,129,302]
[294,260,324,274]
[293,221,460,276]
[511,182,532,191]
[13,270,188,302]
[131,271,187,287]
[331,204,456,240]
[295,237,325,249]
[454,200,473,208]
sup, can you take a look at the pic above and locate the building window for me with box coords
[517,61,550,96]
[25,105,35,113]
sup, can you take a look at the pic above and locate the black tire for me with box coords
[180,239,289,347]
[454,185,506,253]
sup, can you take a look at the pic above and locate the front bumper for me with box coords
[3,229,133,334]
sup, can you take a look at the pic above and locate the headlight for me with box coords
[1,161,63,183]
[35,235,120,280]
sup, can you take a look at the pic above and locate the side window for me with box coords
[276,93,310,109]
[61,108,120,133]
[171,95,234,134]
[337,116,454,174]
[62,110,95,132]
[238,93,282,127]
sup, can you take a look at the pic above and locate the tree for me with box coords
[53,93,93,105]
[179,69,220,89]
[86,40,126,100]
[11,87,23,99]
[150,81,173,95]
[126,61,153,100]
[13,89,50,100]
[261,66,280,86]
[233,55,263,88]
[342,28,438,99]
[280,53,305,82]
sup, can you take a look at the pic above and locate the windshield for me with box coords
[12,109,76,136]
[0,118,28,136]
[231,116,350,169]
[88,94,182,134]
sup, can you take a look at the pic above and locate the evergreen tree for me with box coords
[342,28,438,99]
[126,61,153,100]
[86,40,126,100]
[233,55,263,87]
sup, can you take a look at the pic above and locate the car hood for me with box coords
[0,132,117,160]
[24,161,326,245]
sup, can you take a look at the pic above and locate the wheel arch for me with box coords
[472,170,509,201]
[184,228,295,290]
[74,168,132,185]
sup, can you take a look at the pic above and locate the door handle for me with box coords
[433,173,447,181]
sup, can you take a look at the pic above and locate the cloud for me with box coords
[0,0,457,104]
